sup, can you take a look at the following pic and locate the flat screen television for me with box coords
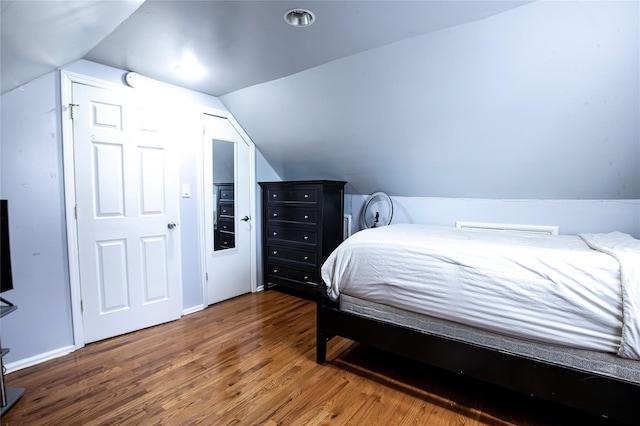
[1,199,14,296]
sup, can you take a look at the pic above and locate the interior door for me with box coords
[72,83,181,343]
[203,114,252,304]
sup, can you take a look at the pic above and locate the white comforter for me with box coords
[321,224,640,360]
[579,232,640,359]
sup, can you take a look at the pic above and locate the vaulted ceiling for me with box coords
[1,0,531,96]
[2,0,638,198]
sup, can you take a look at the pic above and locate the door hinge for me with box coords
[74,204,79,219]
[206,273,209,281]
[80,299,84,312]
[69,103,79,119]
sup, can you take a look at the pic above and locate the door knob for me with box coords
[241,216,250,222]
[167,222,177,229]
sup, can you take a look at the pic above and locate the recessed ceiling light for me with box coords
[284,8,315,27]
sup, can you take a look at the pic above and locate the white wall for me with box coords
[1,72,75,364]
[346,195,640,239]
[0,60,279,369]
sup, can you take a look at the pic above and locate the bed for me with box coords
[316,224,640,423]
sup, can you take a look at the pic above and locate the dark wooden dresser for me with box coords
[259,180,346,294]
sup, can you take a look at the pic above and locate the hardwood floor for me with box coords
[1,290,626,425]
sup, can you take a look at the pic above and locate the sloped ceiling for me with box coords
[1,0,533,96]
[1,0,638,199]
[84,0,533,96]
[0,0,145,94]
[221,1,640,198]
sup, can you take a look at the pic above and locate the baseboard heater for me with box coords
[455,221,559,236]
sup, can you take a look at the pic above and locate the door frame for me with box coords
[198,109,258,306]
[61,70,124,349]
[60,70,186,348]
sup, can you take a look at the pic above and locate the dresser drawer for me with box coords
[267,225,317,245]
[217,217,234,233]
[267,263,319,286]
[266,206,317,225]
[267,244,316,266]
[265,186,318,204]
[218,202,234,217]
[219,188,234,201]
[218,232,235,249]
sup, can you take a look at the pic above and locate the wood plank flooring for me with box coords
[1,290,626,425]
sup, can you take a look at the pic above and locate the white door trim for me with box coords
[61,70,127,349]
[198,109,257,306]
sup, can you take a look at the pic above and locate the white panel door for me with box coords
[203,115,252,304]
[72,83,181,343]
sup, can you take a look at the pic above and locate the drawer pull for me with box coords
[273,232,278,236]
[303,236,309,240]
[304,276,309,280]
[223,241,228,246]
[273,269,278,273]
[304,194,309,198]
[304,215,309,219]
[303,256,309,260]
[272,193,278,198]
[273,213,278,217]
[273,250,278,255]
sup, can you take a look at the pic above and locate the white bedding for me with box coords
[579,232,640,359]
[321,224,640,360]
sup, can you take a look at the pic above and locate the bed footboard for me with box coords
[316,286,640,424]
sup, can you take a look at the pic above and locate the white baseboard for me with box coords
[5,345,75,374]
[182,304,206,316]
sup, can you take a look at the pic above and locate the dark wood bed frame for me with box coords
[316,288,640,424]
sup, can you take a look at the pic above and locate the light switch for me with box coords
[182,183,191,198]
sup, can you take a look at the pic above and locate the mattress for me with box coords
[321,224,640,359]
